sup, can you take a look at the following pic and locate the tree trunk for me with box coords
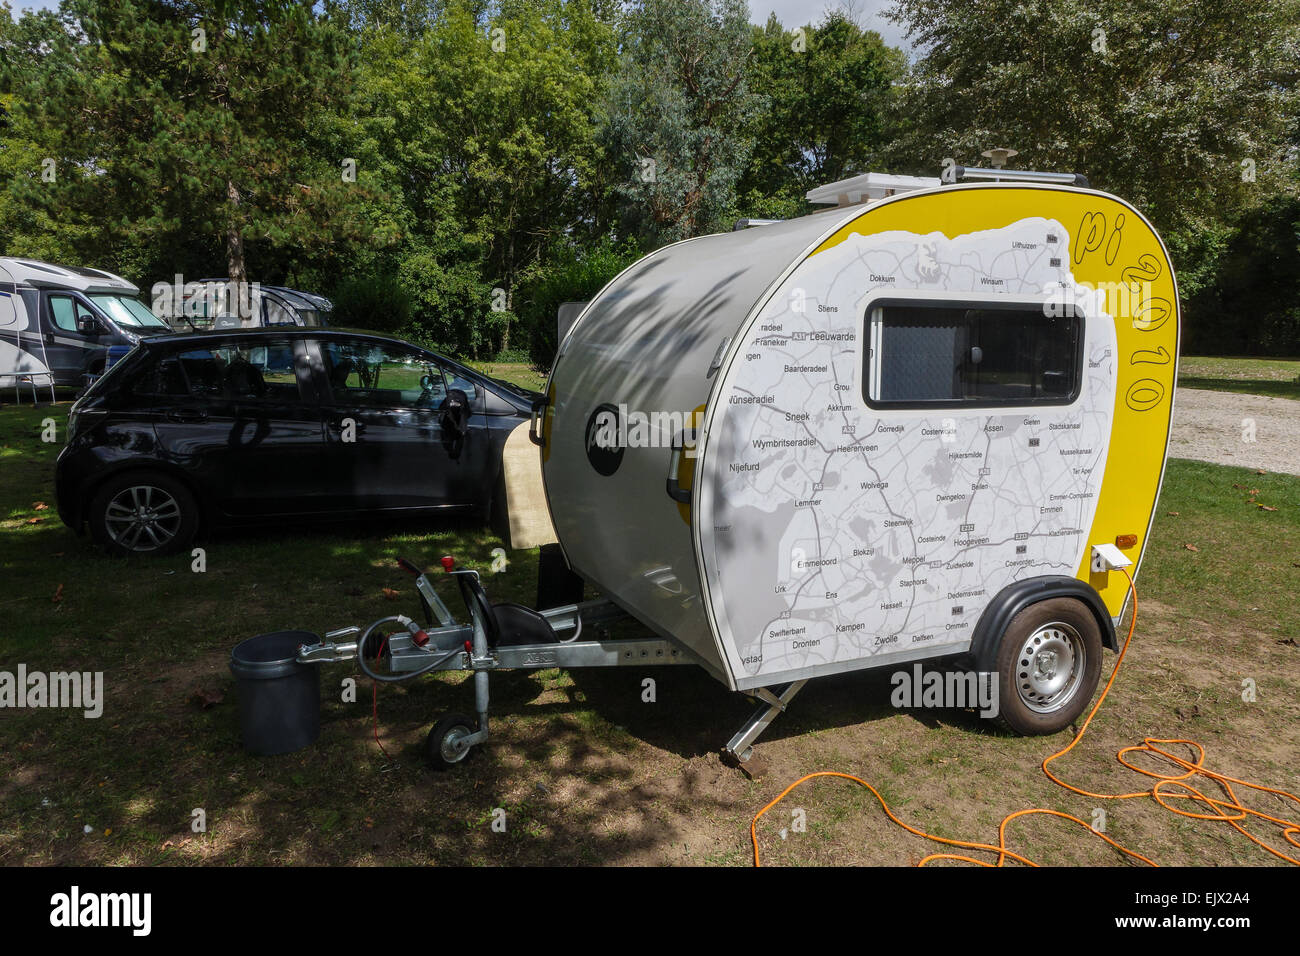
[225,179,250,321]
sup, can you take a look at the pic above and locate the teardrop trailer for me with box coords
[245,168,1180,767]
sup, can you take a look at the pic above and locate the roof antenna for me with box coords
[981,147,1019,172]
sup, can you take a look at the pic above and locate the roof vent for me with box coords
[805,172,941,209]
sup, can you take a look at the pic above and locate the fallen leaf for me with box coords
[1183,543,1199,552]
[1166,511,1180,516]
[25,517,41,525]
[381,587,400,600]
[104,828,112,836]
[1256,469,1267,474]
[1258,505,1278,512]
[51,583,63,603]
[1248,488,1260,496]
[189,687,224,709]
[33,501,48,511]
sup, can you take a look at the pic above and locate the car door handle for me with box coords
[166,407,208,424]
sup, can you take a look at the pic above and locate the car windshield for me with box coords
[90,294,170,330]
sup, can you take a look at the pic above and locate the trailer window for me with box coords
[865,302,1082,408]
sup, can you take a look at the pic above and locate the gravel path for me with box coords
[1170,387,1300,475]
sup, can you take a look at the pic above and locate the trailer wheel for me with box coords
[994,598,1102,736]
[426,712,477,770]
[88,471,199,557]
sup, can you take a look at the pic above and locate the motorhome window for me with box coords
[48,295,95,333]
[89,294,169,329]
[865,303,1081,407]
[320,341,446,408]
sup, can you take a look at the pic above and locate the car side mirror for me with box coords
[76,316,100,335]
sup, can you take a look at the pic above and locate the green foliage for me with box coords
[326,273,413,335]
[602,0,762,243]
[884,0,1300,235]
[338,0,618,358]
[517,236,642,369]
[1179,196,1300,356]
[742,11,905,207]
[3,1,364,290]
[0,0,1296,359]
[397,249,498,357]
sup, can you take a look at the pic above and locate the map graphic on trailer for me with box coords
[700,217,1117,684]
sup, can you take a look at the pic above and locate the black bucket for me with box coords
[229,630,321,756]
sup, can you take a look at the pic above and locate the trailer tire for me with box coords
[88,471,200,557]
[993,597,1102,736]
[426,712,477,770]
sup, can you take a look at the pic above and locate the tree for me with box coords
[4,0,362,306]
[741,11,905,214]
[885,0,1299,233]
[602,0,762,243]
[341,0,617,356]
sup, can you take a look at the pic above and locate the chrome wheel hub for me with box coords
[1017,622,1085,714]
[104,485,182,553]
[440,726,472,763]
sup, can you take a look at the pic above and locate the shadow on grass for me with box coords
[1178,376,1300,400]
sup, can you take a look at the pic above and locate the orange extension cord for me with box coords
[751,568,1300,866]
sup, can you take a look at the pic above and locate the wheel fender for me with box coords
[969,576,1117,673]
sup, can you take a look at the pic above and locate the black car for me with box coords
[55,327,540,555]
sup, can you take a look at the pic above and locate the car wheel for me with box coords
[994,597,1103,736]
[88,472,200,557]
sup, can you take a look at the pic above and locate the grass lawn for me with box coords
[467,360,547,393]
[1179,355,1300,400]
[0,379,1297,865]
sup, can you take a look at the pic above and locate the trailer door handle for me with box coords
[528,395,548,447]
[665,428,697,504]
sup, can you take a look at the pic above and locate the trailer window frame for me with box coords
[861,296,1085,411]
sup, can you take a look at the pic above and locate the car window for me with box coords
[320,340,447,408]
[134,340,303,402]
[441,367,479,405]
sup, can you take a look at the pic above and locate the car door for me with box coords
[146,336,329,517]
[43,292,105,381]
[311,337,473,510]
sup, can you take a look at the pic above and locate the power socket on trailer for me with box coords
[1091,543,1133,574]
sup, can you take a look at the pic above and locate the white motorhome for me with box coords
[0,258,171,394]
